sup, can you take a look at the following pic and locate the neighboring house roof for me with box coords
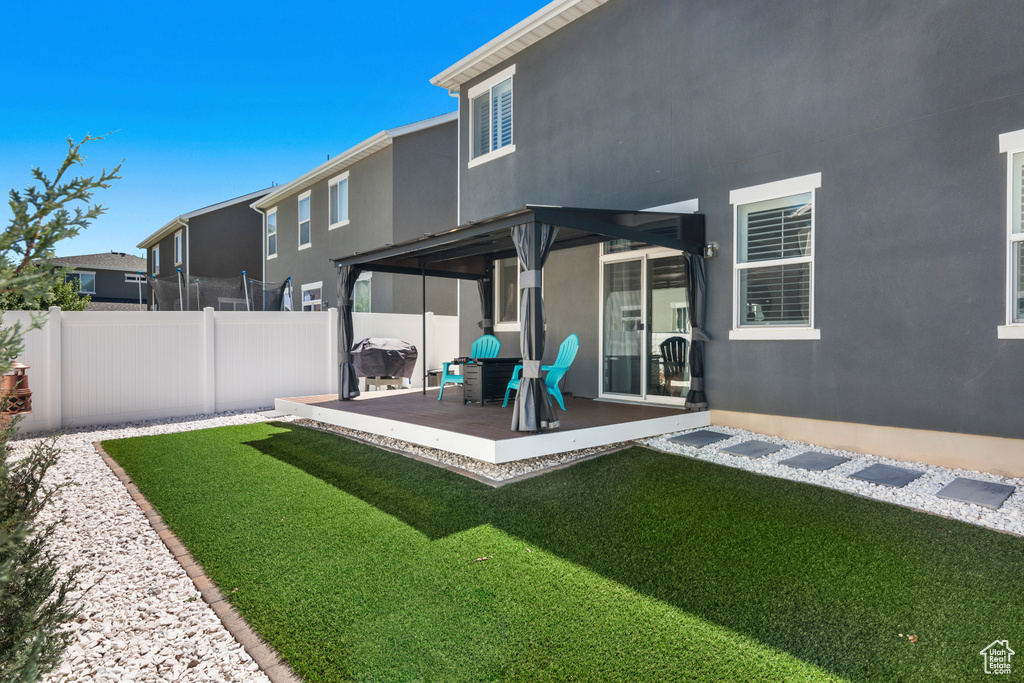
[137,187,273,249]
[431,0,609,93]
[85,301,146,312]
[251,112,458,211]
[48,252,147,273]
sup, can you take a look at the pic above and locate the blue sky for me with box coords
[0,0,544,258]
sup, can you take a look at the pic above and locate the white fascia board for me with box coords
[138,187,272,249]
[386,111,458,139]
[137,216,187,249]
[252,132,391,210]
[430,0,609,93]
[252,112,459,211]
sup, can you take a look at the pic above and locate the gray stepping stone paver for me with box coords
[259,409,287,418]
[849,463,924,488]
[668,430,731,448]
[781,451,850,471]
[935,477,1016,510]
[719,440,785,459]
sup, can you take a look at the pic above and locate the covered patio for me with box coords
[275,388,710,464]
[331,204,711,438]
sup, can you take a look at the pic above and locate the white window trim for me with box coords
[301,281,323,312]
[729,173,821,341]
[174,229,183,265]
[73,270,96,294]
[266,207,278,260]
[152,245,160,276]
[297,190,312,251]
[125,273,146,283]
[999,130,1024,335]
[467,64,516,169]
[328,172,350,230]
[493,256,544,331]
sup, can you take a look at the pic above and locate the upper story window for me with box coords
[468,65,515,168]
[729,173,821,341]
[329,172,349,229]
[67,271,96,295]
[266,208,278,258]
[999,129,1024,338]
[152,245,160,275]
[301,281,323,311]
[174,229,183,265]
[298,191,311,250]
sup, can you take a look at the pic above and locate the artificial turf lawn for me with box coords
[102,423,1023,682]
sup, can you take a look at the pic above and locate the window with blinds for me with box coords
[736,192,814,327]
[468,66,516,165]
[472,76,513,158]
[1012,151,1024,322]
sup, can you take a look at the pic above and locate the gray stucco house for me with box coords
[250,113,458,315]
[49,252,148,310]
[138,188,271,310]
[338,0,1024,473]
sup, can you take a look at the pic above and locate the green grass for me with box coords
[102,422,1024,682]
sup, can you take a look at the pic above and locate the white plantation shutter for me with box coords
[473,92,491,157]
[737,193,813,326]
[491,77,513,151]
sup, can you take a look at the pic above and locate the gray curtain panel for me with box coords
[477,276,494,335]
[684,253,709,410]
[510,222,560,431]
[336,264,363,400]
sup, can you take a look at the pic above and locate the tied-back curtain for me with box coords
[510,222,559,432]
[336,264,363,400]
[477,277,494,335]
[685,253,709,410]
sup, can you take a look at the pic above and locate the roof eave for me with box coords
[430,0,609,93]
[251,112,458,211]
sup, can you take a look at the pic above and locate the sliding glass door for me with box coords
[601,252,689,402]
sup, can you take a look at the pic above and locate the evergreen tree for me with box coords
[0,135,120,680]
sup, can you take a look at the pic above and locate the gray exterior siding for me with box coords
[145,198,265,309]
[265,121,458,315]
[455,0,1024,439]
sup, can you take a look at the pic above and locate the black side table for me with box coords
[462,357,522,406]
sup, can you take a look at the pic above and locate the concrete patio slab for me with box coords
[781,451,851,471]
[849,463,924,488]
[935,477,1016,510]
[667,429,731,448]
[719,440,784,459]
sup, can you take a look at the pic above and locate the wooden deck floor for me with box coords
[277,388,711,463]
[282,389,694,441]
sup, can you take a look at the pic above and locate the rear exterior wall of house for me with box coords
[455,0,1024,440]
[265,123,458,315]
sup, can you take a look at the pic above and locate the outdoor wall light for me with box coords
[703,241,719,259]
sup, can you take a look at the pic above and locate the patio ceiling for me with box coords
[331,205,706,279]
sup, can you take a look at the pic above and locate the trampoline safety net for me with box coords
[149,274,290,311]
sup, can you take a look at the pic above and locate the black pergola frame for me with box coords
[333,205,706,278]
[332,204,708,430]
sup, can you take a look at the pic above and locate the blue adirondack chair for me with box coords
[502,333,579,410]
[438,334,501,400]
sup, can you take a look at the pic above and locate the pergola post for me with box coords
[510,221,560,431]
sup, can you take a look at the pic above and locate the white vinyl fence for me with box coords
[4,307,459,433]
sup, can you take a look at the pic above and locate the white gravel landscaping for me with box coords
[16,409,1021,682]
[644,427,1024,537]
[10,411,286,683]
